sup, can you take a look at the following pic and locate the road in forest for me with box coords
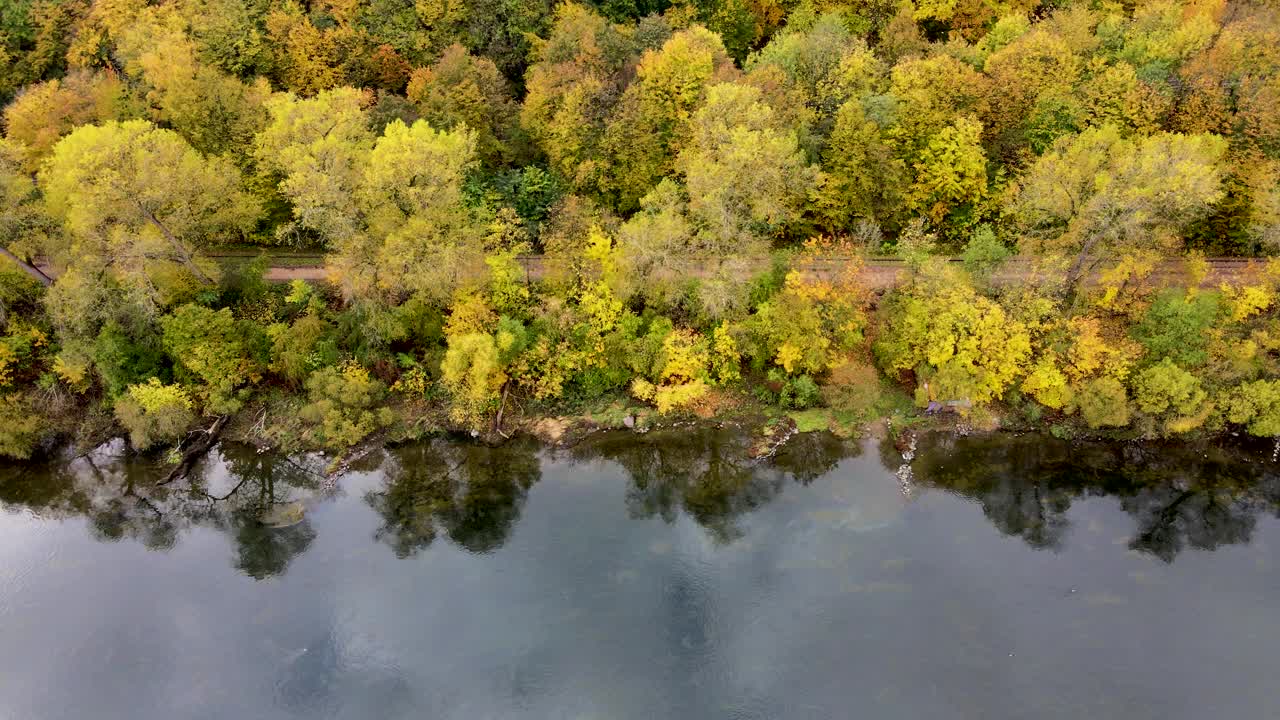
[28,255,1269,289]
[239,255,1269,289]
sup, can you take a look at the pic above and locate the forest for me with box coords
[2,0,1280,459]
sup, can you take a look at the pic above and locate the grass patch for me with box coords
[788,408,832,433]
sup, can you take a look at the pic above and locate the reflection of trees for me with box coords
[365,437,541,557]
[908,434,1280,560]
[219,451,323,579]
[569,429,860,543]
[770,431,859,484]
[0,442,325,578]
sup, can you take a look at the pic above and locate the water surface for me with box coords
[1,430,1277,719]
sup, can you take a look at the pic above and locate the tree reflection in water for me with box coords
[568,428,860,543]
[3,430,1279,576]
[909,433,1280,561]
[365,437,541,557]
[0,440,326,578]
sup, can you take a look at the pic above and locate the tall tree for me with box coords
[677,82,816,249]
[39,120,260,303]
[340,118,483,303]
[520,4,641,196]
[253,87,375,245]
[0,139,54,286]
[406,43,521,165]
[601,25,738,210]
[1010,125,1228,289]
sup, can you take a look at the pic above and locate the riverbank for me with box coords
[20,373,1262,485]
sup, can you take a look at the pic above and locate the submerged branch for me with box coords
[159,415,229,486]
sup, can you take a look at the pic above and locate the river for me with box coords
[0,430,1277,719]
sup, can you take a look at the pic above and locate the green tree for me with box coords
[520,3,637,196]
[2,70,135,166]
[161,304,264,412]
[908,116,988,228]
[814,97,906,234]
[113,4,270,157]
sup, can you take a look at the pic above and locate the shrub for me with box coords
[1076,377,1131,428]
[630,328,710,414]
[1224,380,1280,437]
[268,312,337,385]
[93,321,170,399]
[300,363,394,449]
[1133,359,1206,416]
[114,379,196,450]
[1132,290,1218,367]
[820,361,882,415]
[161,304,264,412]
[780,374,820,410]
[0,393,44,459]
[1020,356,1073,410]
[440,333,505,430]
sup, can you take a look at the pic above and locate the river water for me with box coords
[0,430,1277,719]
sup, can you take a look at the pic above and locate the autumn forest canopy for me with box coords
[3,0,1280,459]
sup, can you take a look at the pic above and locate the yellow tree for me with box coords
[1010,125,1227,290]
[0,139,55,287]
[520,4,636,194]
[2,70,134,167]
[601,25,738,210]
[874,263,1032,405]
[406,43,519,165]
[40,120,260,305]
[678,83,817,250]
[253,87,375,245]
[344,119,484,304]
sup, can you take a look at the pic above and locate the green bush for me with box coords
[1076,377,1131,429]
[113,379,196,450]
[1224,380,1280,437]
[161,304,266,412]
[1133,359,1206,416]
[300,363,394,450]
[92,321,171,399]
[1132,290,1219,368]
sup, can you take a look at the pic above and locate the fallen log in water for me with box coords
[159,415,228,485]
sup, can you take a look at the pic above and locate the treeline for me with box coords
[2,0,1280,458]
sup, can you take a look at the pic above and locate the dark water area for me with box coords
[1,430,1278,720]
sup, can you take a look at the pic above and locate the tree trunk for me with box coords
[0,246,53,286]
[158,415,229,485]
[492,380,511,438]
[1063,234,1102,301]
[137,205,215,284]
